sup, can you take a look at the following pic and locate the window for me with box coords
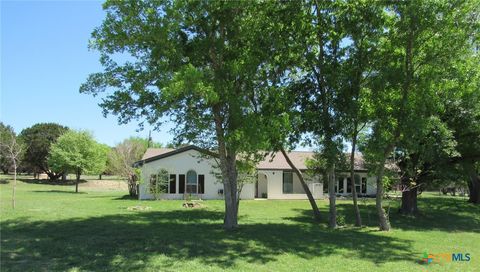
[337,178,344,193]
[283,171,293,194]
[361,178,367,194]
[186,170,197,193]
[347,178,352,193]
[149,174,157,194]
[355,175,361,194]
[169,174,176,194]
[179,174,185,193]
[158,171,169,193]
[198,175,205,194]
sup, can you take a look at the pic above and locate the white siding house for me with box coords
[137,145,376,200]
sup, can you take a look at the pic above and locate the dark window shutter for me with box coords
[179,174,185,193]
[198,175,205,194]
[169,174,176,194]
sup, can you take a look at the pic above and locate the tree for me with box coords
[287,0,349,229]
[357,0,476,229]
[337,1,386,227]
[19,123,68,180]
[81,0,277,230]
[442,56,480,204]
[48,130,108,193]
[0,123,16,174]
[109,137,154,197]
[0,126,24,209]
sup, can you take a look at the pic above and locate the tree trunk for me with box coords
[46,170,63,180]
[128,174,138,197]
[222,153,238,230]
[281,148,321,221]
[99,174,102,180]
[62,173,67,181]
[213,107,239,230]
[376,162,391,231]
[464,162,480,204]
[3,168,8,174]
[399,184,418,215]
[350,129,362,227]
[328,165,337,229]
[75,168,80,193]
[12,162,17,209]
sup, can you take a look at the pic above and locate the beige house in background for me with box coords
[136,145,377,200]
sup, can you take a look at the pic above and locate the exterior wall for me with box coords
[260,170,324,200]
[334,172,377,196]
[138,148,376,200]
[257,173,268,198]
[139,149,254,200]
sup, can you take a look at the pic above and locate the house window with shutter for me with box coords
[169,174,176,194]
[198,175,205,194]
[283,171,293,194]
[361,177,367,194]
[179,174,185,193]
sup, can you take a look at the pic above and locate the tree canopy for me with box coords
[48,130,108,192]
[19,123,69,180]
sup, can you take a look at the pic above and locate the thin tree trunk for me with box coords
[12,162,17,209]
[350,128,362,227]
[75,168,80,193]
[280,148,321,221]
[99,174,102,180]
[328,165,336,228]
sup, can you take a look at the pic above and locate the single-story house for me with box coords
[136,145,377,200]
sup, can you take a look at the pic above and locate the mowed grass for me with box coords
[1,175,479,272]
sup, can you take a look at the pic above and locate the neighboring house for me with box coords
[136,145,377,200]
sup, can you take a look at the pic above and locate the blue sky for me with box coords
[1,0,173,146]
[1,1,316,151]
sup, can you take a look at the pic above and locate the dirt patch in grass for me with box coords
[78,180,128,191]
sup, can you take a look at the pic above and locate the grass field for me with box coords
[1,174,479,271]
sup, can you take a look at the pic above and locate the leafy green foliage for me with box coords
[0,123,17,174]
[48,130,108,177]
[18,123,68,178]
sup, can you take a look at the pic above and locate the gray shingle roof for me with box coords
[141,146,367,171]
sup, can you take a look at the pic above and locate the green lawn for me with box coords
[1,175,479,271]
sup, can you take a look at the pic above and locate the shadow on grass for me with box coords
[1,209,416,271]
[113,195,138,200]
[18,179,88,186]
[287,196,480,233]
[32,190,88,194]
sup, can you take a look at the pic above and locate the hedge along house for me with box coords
[136,145,377,200]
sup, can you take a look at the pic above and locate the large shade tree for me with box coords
[19,123,68,180]
[361,0,479,229]
[48,130,109,193]
[81,0,278,229]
